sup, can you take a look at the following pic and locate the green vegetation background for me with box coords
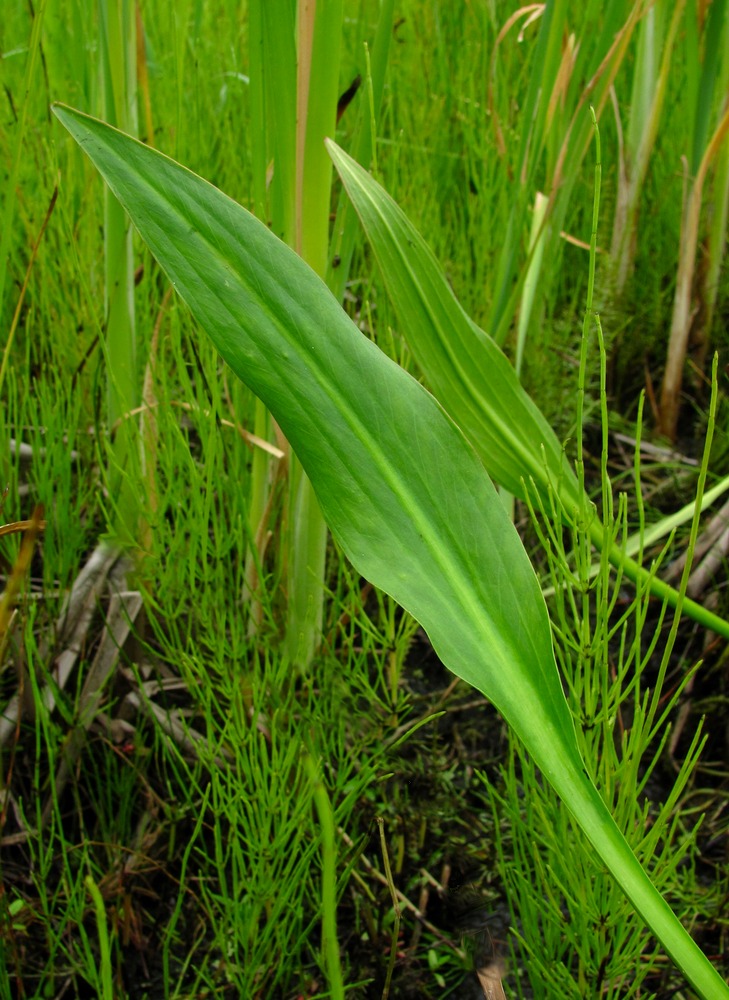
[1,2,727,998]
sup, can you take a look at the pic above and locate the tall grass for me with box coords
[97,0,139,547]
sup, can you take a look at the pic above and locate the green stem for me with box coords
[598,533,729,640]
[285,0,344,668]
[98,0,139,547]
[304,754,345,1000]
[548,757,729,1000]
[84,875,114,1000]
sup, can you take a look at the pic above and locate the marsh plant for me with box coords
[2,3,728,998]
[49,89,726,996]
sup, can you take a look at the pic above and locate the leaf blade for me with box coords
[52,105,728,998]
[53,101,574,766]
[327,137,582,513]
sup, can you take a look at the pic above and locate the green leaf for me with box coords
[52,104,728,998]
[327,140,581,514]
[53,103,570,748]
[327,138,729,640]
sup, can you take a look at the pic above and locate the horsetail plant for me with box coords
[52,103,728,999]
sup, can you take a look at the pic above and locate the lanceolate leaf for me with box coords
[330,136,581,512]
[52,105,727,998]
[326,139,578,513]
[54,103,570,748]
[327,139,729,639]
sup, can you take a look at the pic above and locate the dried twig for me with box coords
[1,541,121,746]
[41,590,144,827]
[338,826,465,958]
